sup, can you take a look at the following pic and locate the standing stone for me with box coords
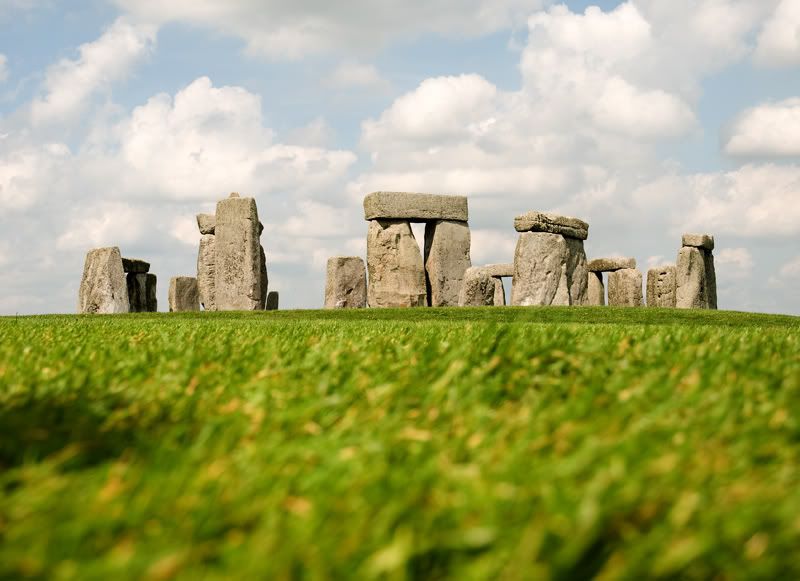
[458,267,496,307]
[588,272,605,306]
[424,220,471,307]
[325,256,367,309]
[197,234,216,311]
[511,232,570,306]
[647,266,677,308]
[366,219,427,308]
[704,251,717,310]
[493,278,506,306]
[607,269,643,307]
[169,277,199,312]
[266,292,279,311]
[78,247,130,314]
[215,195,262,311]
[565,238,588,305]
[676,247,709,309]
[145,274,157,312]
[127,273,151,312]
[259,245,268,310]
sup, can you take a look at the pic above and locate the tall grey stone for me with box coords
[676,247,709,309]
[458,267,497,307]
[493,278,506,306]
[197,234,216,311]
[127,273,157,312]
[366,219,426,308]
[565,237,588,305]
[424,220,471,307]
[704,251,718,310]
[511,232,570,306]
[214,195,261,311]
[266,292,279,311]
[78,247,130,314]
[325,256,367,309]
[588,272,605,306]
[647,266,677,308]
[169,277,199,312]
[607,269,643,307]
[363,192,468,221]
[259,245,268,310]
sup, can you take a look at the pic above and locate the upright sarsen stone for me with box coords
[259,245,268,310]
[367,219,426,308]
[197,234,216,311]
[325,256,367,309]
[458,267,496,307]
[565,237,588,305]
[647,266,676,308]
[676,247,709,309]
[493,278,506,306]
[214,195,262,311]
[511,232,570,306]
[169,277,199,312]
[78,247,129,314]
[127,273,157,312]
[266,291,279,311]
[588,272,605,306]
[424,220,471,307]
[607,269,643,307]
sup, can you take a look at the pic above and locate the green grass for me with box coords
[0,307,798,580]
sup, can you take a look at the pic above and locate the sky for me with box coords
[0,0,799,315]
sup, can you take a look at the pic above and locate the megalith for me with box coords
[511,212,588,307]
[366,219,427,308]
[458,267,497,307]
[122,257,157,313]
[607,269,643,307]
[325,256,367,309]
[493,279,506,306]
[266,291,279,311]
[646,265,677,308]
[424,220,471,307]
[676,234,717,309]
[259,244,268,310]
[169,277,199,312]
[586,257,637,307]
[197,234,216,311]
[78,247,130,314]
[214,194,262,311]
[588,272,605,306]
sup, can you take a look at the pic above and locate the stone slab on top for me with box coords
[481,263,514,278]
[587,257,636,272]
[682,233,714,251]
[363,191,468,222]
[122,257,150,274]
[514,211,589,240]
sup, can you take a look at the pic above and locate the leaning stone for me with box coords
[259,245,268,310]
[493,278,506,306]
[325,256,367,309]
[588,272,605,306]
[682,233,714,251]
[78,247,130,314]
[197,234,216,311]
[511,232,570,306]
[197,214,216,235]
[424,220,471,307]
[483,263,514,278]
[676,247,709,309]
[366,219,427,308]
[458,267,496,307]
[266,292,279,311]
[122,257,150,274]
[587,257,636,272]
[513,211,589,240]
[607,268,643,307]
[169,277,199,312]
[363,192,468,222]
[215,196,262,311]
[646,266,677,308]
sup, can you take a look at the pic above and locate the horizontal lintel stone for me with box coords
[122,257,150,274]
[363,191,468,222]
[587,257,636,272]
[514,211,589,240]
[682,233,714,250]
[480,263,514,278]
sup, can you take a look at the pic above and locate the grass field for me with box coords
[1,307,798,579]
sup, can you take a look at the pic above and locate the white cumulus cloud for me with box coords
[754,0,800,67]
[725,98,800,157]
[716,247,755,280]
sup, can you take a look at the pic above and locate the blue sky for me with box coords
[1,0,799,314]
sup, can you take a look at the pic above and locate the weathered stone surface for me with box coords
[197,214,216,235]
[682,233,714,251]
[169,277,199,312]
[676,247,714,309]
[366,219,427,308]
[122,258,150,274]
[588,272,605,306]
[646,265,677,308]
[565,237,588,305]
[78,247,130,314]
[493,278,506,306]
[363,192,468,222]
[325,256,367,309]
[259,245,268,310]
[214,196,262,311]
[266,292,279,311]
[514,211,589,240]
[607,268,643,307]
[587,257,636,272]
[511,232,570,306]
[424,220,471,307]
[483,263,514,278]
[704,251,717,310]
[127,273,158,312]
[197,234,216,311]
[458,267,496,307]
